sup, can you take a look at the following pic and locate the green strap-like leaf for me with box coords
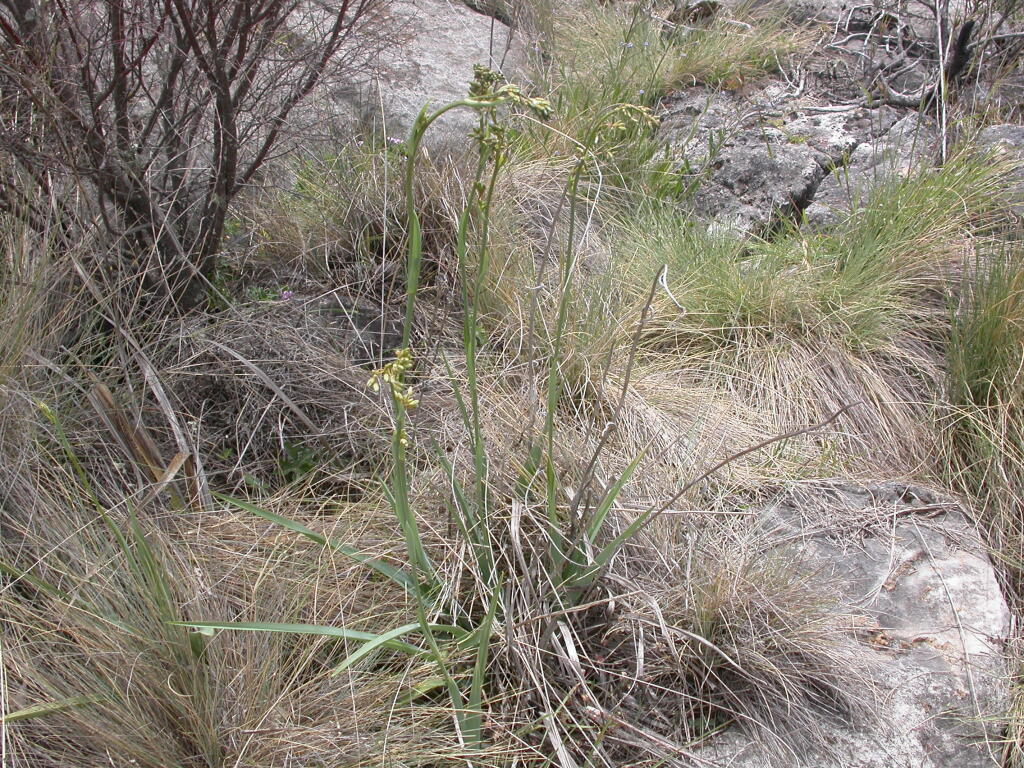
[169,620,428,658]
[586,448,646,542]
[330,621,467,676]
[2,695,101,723]
[465,577,502,747]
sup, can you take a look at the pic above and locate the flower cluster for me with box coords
[367,348,419,410]
[467,65,553,120]
[468,64,503,98]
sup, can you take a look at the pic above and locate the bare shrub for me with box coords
[0,0,382,309]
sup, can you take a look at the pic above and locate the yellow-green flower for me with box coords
[366,348,419,411]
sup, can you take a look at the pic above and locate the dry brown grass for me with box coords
[0,219,872,766]
[4,6,1022,764]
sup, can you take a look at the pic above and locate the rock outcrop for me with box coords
[696,483,1010,767]
[658,85,901,234]
[656,0,997,235]
[977,124,1024,218]
[331,0,528,152]
[803,113,936,228]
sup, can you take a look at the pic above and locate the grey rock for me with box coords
[782,107,899,162]
[768,0,968,39]
[332,0,529,155]
[975,124,1024,161]
[963,76,1024,124]
[976,124,1024,219]
[659,88,898,235]
[803,114,937,229]
[698,482,1009,767]
[694,139,824,235]
[461,0,513,26]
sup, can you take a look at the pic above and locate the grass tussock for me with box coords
[943,240,1024,765]
[151,305,403,491]
[603,152,1009,473]
[662,4,809,89]
[0,390,472,766]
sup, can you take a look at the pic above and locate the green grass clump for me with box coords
[619,152,1004,354]
[663,4,808,89]
[588,151,1007,473]
[540,1,807,105]
[249,141,460,298]
[946,239,1024,590]
[1,421,461,766]
[944,238,1024,765]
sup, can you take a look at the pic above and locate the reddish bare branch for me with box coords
[1,0,382,307]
